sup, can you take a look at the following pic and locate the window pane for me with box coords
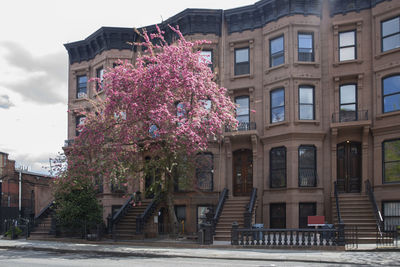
[384,162,400,182]
[236,97,249,116]
[383,34,400,52]
[382,17,400,37]
[200,51,212,64]
[300,105,314,120]
[340,47,355,61]
[271,149,285,169]
[383,94,400,113]
[271,89,284,107]
[270,203,286,228]
[235,62,250,75]
[339,31,355,46]
[384,140,400,161]
[384,202,400,216]
[271,107,285,123]
[340,104,356,112]
[299,87,313,104]
[383,76,400,95]
[299,147,315,169]
[299,34,312,49]
[340,85,356,104]
[235,48,249,63]
[271,53,284,66]
[270,36,284,54]
[271,170,286,187]
[78,76,87,84]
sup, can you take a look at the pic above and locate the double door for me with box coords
[233,149,253,196]
[337,141,361,193]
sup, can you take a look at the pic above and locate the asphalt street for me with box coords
[0,248,364,267]
[0,239,399,266]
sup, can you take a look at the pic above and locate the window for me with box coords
[339,30,356,61]
[339,84,357,122]
[299,146,316,187]
[270,203,286,229]
[174,206,186,222]
[270,88,285,123]
[299,203,316,228]
[235,96,250,130]
[197,205,213,230]
[195,153,213,191]
[96,67,104,91]
[383,139,400,183]
[382,16,400,52]
[383,202,400,230]
[149,125,159,138]
[234,47,250,75]
[200,50,213,70]
[383,75,400,113]
[270,35,284,67]
[299,86,314,120]
[75,115,86,136]
[76,75,87,98]
[298,33,314,62]
[270,147,286,188]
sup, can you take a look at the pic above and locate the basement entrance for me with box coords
[337,141,361,193]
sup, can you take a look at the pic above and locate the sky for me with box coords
[0,0,256,175]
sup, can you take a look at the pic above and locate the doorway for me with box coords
[233,149,253,196]
[337,141,361,193]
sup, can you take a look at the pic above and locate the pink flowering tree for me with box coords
[58,26,237,234]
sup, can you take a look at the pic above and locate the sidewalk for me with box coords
[0,238,399,266]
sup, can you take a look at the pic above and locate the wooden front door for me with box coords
[233,149,253,196]
[337,142,361,193]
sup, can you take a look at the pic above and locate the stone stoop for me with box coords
[113,199,152,240]
[214,196,250,241]
[29,215,55,240]
[332,194,379,244]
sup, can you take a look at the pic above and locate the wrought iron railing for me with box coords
[365,180,384,236]
[334,182,343,224]
[136,192,164,234]
[244,188,257,228]
[231,227,345,247]
[109,195,134,237]
[331,110,368,123]
[225,122,256,132]
[212,188,228,234]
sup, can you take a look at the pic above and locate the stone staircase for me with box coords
[332,194,378,243]
[214,196,249,241]
[113,199,151,239]
[29,213,55,239]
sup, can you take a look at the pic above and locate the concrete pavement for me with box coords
[0,238,399,266]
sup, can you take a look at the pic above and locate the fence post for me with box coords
[231,221,239,245]
[337,223,345,246]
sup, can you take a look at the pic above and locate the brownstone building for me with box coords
[64,0,400,240]
[0,152,53,216]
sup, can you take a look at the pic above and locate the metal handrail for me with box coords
[34,200,55,221]
[244,188,257,228]
[334,182,343,224]
[247,188,257,213]
[136,192,164,234]
[112,195,134,225]
[365,180,384,235]
[213,188,228,222]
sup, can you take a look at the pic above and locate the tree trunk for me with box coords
[165,172,178,237]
